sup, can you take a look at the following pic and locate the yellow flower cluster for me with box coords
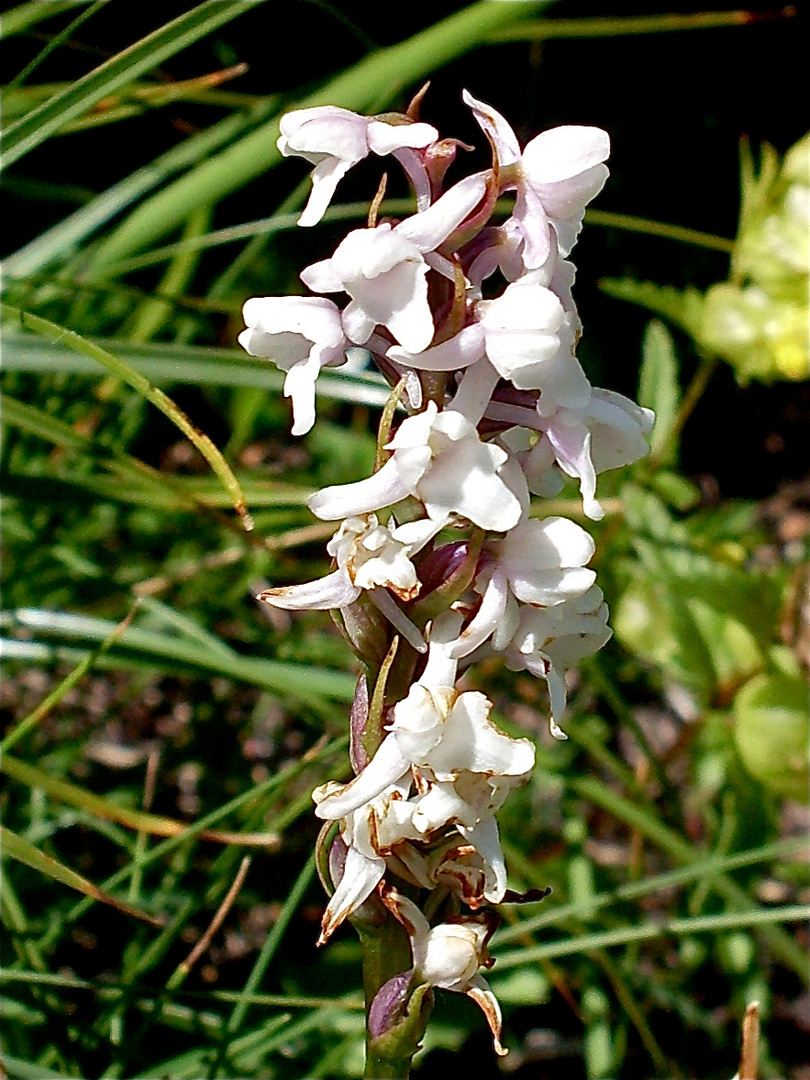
[700,134,809,382]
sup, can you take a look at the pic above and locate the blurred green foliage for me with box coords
[1,3,808,1079]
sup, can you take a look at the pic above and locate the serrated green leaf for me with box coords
[616,486,775,695]
[638,319,681,464]
[648,470,701,511]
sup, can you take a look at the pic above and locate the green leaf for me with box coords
[495,837,808,945]
[2,754,277,845]
[616,487,777,698]
[734,671,810,801]
[495,902,810,968]
[0,1053,75,1080]
[638,319,681,464]
[1,606,355,703]
[1,330,391,407]
[85,0,550,269]
[1,0,264,167]
[3,306,254,529]
[0,825,161,925]
[2,98,279,279]
[0,1,91,37]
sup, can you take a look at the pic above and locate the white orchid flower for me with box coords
[499,583,613,737]
[314,613,534,822]
[238,295,348,435]
[463,89,609,267]
[396,833,501,910]
[532,388,655,521]
[308,400,527,532]
[300,174,486,353]
[256,513,439,652]
[408,771,529,903]
[386,323,486,373]
[484,387,655,520]
[476,280,591,411]
[449,516,598,662]
[278,106,438,227]
[387,893,507,1056]
[316,777,423,944]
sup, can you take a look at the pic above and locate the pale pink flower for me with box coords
[308,400,527,533]
[238,295,348,435]
[278,106,438,227]
[463,89,609,267]
[300,174,485,352]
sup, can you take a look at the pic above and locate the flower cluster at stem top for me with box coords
[239,90,654,1054]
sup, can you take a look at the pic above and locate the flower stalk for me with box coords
[241,86,653,1073]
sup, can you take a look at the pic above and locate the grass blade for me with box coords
[2,755,278,846]
[496,836,808,944]
[0,825,162,926]
[0,1,91,37]
[1,0,265,166]
[0,605,137,753]
[3,306,254,529]
[1,331,391,406]
[1,607,355,702]
[573,775,809,976]
[495,904,810,968]
[2,99,278,279]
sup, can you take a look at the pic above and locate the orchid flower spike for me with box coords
[241,90,654,1069]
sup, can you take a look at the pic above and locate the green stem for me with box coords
[489,9,786,42]
[97,201,735,276]
[3,304,254,530]
[361,921,430,1079]
[587,209,734,253]
[663,353,718,459]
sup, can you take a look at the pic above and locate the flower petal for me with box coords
[299,156,355,228]
[313,734,410,820]
[466,976,508,1056]
[387,324,485,373]
[521,126,610,185]
[396,173,486,252]
[319,843,384,943]
[427,690,536,780]
[462,89,521,166]
[449,570,509,659]
[308,458,410,520]
[459,816,507,903]
[367,119,438,155]
[256,568,360,610]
